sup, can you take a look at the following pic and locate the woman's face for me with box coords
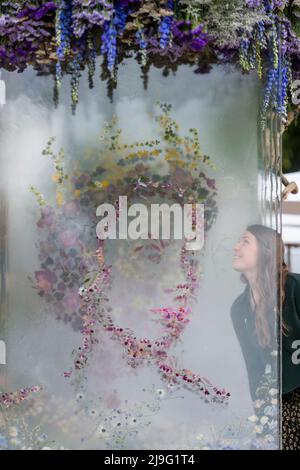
[233,230,259,273]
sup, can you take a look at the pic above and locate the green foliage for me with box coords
[179,0,267,48]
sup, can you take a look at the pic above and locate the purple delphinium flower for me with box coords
[114,4,128,34]
[172,20,209,52]
[56,0,73,61]
[159,0,174,49]
[17,2,57,20]
[0,2,55,70]
[136,28,147,50]
[101,19,117,75]
[116,0,140,6]
[72,0,113,38]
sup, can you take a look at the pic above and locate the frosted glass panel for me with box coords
[0,61,281,450]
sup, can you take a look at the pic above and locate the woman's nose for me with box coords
[234,242,240,253]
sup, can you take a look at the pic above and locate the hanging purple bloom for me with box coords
[101,20,117,75]
[136,28,147,50]
[159,0,174,49]
[72,0,113,38]
[70,49,83,114]
[116,0,140,6]
[171,20,209,53]
[0,2,55,71]
[114,4,128,35]
[56,0,73,61]
[135,28,148,65]
[17,2,57,21]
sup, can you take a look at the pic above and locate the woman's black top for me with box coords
[230,272,300,401]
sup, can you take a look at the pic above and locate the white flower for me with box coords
[156,388,165,398]
[254,399,265,409]
[269,388,278,396]
[220,439,232,448]
[270,350,278,357]
[88,408,98,418]
[248,415,258,423]
[78,286,87,296]
[268,419,278,430]
[167,382,175,391]
[76,392,85,401]
[196,433,204,441]
[97,424,108,437]
[265,364,271,374]
[129,417,138,427]
[264,406,273,416]
[260,416,269,425]
[109,413,123,428]
[8,427,18,437]
[254,425,264,434]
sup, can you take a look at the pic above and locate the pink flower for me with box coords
[63,200,80,216]
[63,289,80,311]
[171,168,193,189]
[37,205,55,228]
[206,177,216,190]
[59,230,79,248]
[35,269,57,293]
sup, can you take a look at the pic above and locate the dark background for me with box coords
[283,119,300,173]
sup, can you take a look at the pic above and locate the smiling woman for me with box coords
[230,224,300,449]
[231,226,280,401]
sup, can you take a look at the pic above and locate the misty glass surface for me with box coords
[0,60,281,450]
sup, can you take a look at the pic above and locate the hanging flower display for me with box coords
[1,0,300,121]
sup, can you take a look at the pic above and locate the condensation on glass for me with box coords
[0,60,281,450]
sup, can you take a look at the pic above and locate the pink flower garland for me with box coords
[0,386,42,409]
[66,241,230,405]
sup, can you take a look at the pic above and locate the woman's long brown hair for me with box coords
[240,224,289,349]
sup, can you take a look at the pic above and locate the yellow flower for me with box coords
[165,148,180,160]
[56,191,64,206]
[137,150,148,158]
[52,173,60,183]
[101,180,110,188]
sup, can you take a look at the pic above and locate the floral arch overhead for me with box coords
[1,0,300,122]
